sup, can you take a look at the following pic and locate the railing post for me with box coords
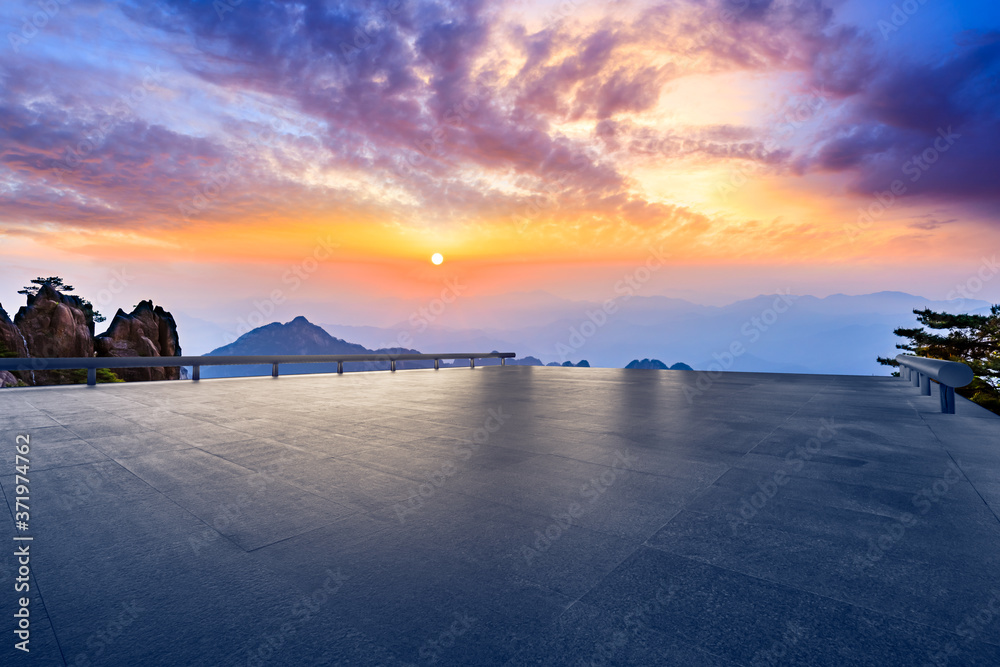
[920,373,931,396]
[912,370,920,387]
[940,385,956,414]
[0,352,519,385]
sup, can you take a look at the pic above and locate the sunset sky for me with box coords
[1,0,999,330]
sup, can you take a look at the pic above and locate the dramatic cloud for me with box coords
[1,0,998,260]
[804,34,1000,202]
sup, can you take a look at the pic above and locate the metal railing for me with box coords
[895,354,974,414]
[0,352,516,386]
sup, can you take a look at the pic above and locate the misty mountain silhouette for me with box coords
[625,359,693,370]
[196,316,710,377]
[208,316,368,356]
[293,290,991,375]
[202,316,427,377]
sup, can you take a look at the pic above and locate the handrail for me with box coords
[895,354,974,414]
[0,352,516,386]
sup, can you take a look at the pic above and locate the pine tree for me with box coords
[18,276,106,324]
[878,306,1000,414]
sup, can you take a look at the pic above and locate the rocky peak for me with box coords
[0,302,29,358]
[95,300,182,381]
[208,316,367,357]
[0,303,30,387]
[14,283,94,359]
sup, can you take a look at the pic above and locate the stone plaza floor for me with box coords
[2,366,1000,665]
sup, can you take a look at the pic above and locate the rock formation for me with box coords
[202,316,442,377]
[14,284,94,359]
[624,359,693,370]
[0,285,182,388]
[95,301,182,381]
[12,284,95,384]
[202,316,367,377]
[625,358,668,370]
[0,303,29,358]
[0,303,31,386]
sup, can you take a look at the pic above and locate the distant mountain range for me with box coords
[173,290,993,376]
[208,316,368,357]
[199,317,690,377]
[626,359,693,370]
[315,291,989,376]
[200,316,432,378]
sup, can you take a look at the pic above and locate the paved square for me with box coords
[2,366,999,665]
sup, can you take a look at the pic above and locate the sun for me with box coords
[431,252,444,265]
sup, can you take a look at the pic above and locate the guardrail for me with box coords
[0,352,517,386]
[895,354,974,414]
